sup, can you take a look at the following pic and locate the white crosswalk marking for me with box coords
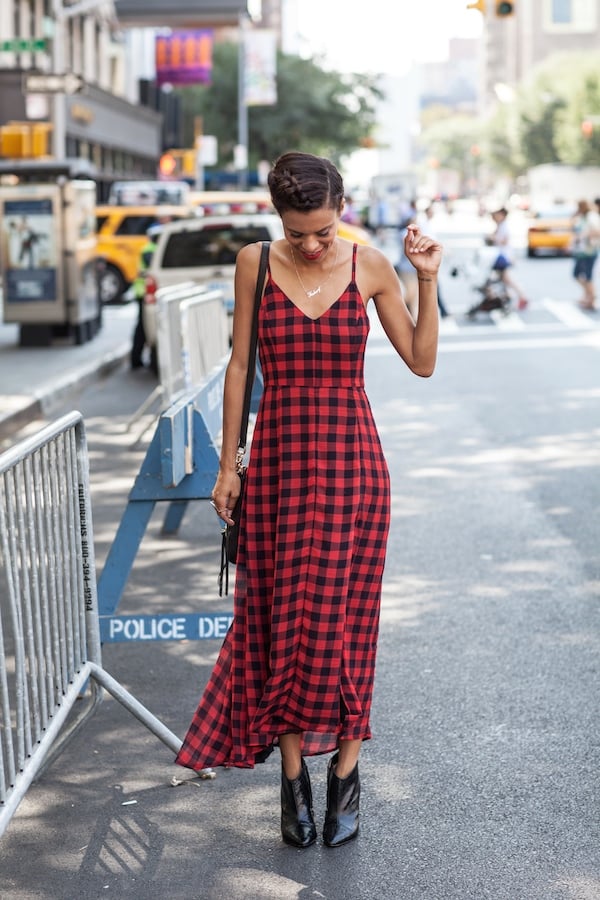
[369,296,599,356]
[540,298,596,330]
[490,309,526,330]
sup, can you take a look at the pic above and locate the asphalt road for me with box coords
[1,215,599,899]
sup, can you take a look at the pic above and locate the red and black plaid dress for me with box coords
[176,243,391,770]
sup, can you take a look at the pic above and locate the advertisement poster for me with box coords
[155,30,213,86]
[244,29,277,107]
[1,198,58,303]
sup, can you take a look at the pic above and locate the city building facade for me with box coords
[481,0,600,107]
[0,0,249,198]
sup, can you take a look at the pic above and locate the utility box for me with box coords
[0,163,100,346]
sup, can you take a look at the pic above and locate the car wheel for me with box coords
[99,265,126,303]
[527,247,536,258]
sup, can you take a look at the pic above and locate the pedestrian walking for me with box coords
[175,151,442,849]
[570,199,600,311]
[486,207,529,310]
[131,216,172,371]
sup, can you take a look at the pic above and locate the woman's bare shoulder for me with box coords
[356,242,396,273]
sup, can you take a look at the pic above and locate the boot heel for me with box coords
[323,752,360,848]
[281,759,317,848]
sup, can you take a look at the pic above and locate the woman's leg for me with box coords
[501,269,528,308]
[335,738,362,778]
[279,732,302,779]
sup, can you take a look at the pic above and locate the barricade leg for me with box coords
[98,500,156,617]
[162,500,189,535]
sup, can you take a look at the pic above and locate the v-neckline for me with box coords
[283,290,347,322]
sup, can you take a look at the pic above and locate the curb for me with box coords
[0,342,130,442]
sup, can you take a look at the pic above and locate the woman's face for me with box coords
[280,206,340,262]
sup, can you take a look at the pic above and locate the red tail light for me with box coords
[144,275,157,304]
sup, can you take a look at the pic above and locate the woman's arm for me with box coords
[363,225,442,377]
[211,242,264,523]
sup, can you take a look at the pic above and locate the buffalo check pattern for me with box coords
[176,244,391,770]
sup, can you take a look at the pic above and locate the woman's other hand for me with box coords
[404,224,443,277]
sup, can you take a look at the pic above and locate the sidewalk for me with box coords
[0,301,138,440]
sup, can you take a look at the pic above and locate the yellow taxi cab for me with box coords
[95,203,194,302]
[526,206,574,257]
[189,189,373,245]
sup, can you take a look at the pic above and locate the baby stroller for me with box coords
[449,247,512,319]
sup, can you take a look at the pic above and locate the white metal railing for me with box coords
[0,411,183,839]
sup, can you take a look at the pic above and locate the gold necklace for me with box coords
[290,241,339,298]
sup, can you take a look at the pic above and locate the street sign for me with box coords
[1,38,47,52]
[24,72,85,95]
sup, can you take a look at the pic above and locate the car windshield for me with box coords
[162,224,275,268]
[108,181,190,206]
[532,207,574,219]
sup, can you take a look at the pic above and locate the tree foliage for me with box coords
[516,53,600,167]
[417,110,485,188]
[175,43,383,173]
[501,51,600,171]
[418,51,600,187]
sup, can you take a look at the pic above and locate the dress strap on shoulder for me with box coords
[351,243,358,282]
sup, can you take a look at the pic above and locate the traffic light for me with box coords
[495,1,514,15]
[581,120,594,139]
[467,0,486,12]
[158,149,196,179]
[158,152,177,177]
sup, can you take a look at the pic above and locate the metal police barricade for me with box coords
[127,284,227,440]
[0,412,185,838]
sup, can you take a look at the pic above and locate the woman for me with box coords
[175,152,442,848]
[487,207,529,310]
[571,199,600,311]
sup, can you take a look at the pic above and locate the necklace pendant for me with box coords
[306,286,321,298]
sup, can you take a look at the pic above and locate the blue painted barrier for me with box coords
[97,357,263,638]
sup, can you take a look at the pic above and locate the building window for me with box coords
[545,0,597,31]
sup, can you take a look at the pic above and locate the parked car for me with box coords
[189,189,373,245]
[142,213,285,350]
[95,204,194,302]
[526,206,574,257]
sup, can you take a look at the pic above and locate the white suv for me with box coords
[143,213,284,348]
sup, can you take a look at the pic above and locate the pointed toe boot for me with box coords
[281,759,317,848]
[323,752,360,848]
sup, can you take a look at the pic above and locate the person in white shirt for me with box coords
[487,208,529,311]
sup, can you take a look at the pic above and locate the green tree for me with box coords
[417,111,484,189]
[175,43,383,174]
[511,51,600,169]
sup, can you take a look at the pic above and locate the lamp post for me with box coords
[237,13,249,189]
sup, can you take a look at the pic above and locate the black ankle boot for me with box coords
[281,759,317,848]
[323,752,360,847]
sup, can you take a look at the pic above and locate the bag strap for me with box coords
[237,241,269,459]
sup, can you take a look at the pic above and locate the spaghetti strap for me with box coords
[351,243,358,283]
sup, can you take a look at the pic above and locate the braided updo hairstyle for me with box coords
[268,151,345,216]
